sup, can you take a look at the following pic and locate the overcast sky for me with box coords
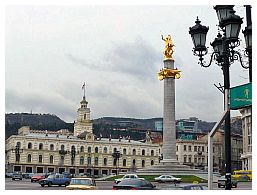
[5,4,250,122]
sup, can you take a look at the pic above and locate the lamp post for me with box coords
[112,151,122,175]
[189,5,249,190]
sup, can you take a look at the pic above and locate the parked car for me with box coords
[39,173,71,187]
[114,174,141,184]
[12,172,23,180]
[31,174,46,182]
[154,175,182,183]
[112,178,156,190]
[5,172,13,178]
[161,184,207,190]
[218,176,238,188]
[66,178,96,190]
[23,173,34,179]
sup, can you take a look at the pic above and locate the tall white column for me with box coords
[161,59,177,163]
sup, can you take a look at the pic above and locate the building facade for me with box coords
[240,107,252,170]
[5,96,160,176]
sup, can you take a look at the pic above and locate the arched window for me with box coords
[151,160,154,166]
[50,144,54,151]
[151,150,154,156]
[95,157,99,165]
[80,156,84,165]
[28,143,32,149]
[60,156,64,164]
[39,143,43,150]
[123,159,127,167]
[50,155,54,164]
[103,147,108,153]
[16,154,20,162]
[16,142,21,147]
[142,160,145,167]
[132,159,136,165]
[103,158,107,166]
[123,148,127,155]
[27,154,32,163]
[39,155,43,163]
[142,149,145,156]
[80,146,84,152]
[71,145,76,151]
[113,148,117,153]
[132,149,136,155]
[88,146,91,153]
[113,159,117,166]
[61,145,65,151]
[87,157,91,165]
[95,147,99,153]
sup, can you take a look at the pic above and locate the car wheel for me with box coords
[65,182,70,187]
[218,184,220,188]
[234,184,237,188]
[59,184,62,187]
[41,184,45,187]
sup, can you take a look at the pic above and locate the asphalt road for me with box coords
[5,178,252,190]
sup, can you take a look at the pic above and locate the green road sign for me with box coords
[230,83,252,110]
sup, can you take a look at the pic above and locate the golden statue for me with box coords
[158,68,181,80]
[161,34,175,60]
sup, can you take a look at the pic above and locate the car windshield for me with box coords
[47,175,55,179]
[70,179,92,185]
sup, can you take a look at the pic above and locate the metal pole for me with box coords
[245,5,252,82]
[222,44,232,189]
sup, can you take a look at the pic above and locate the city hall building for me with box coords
[5,95,160,176]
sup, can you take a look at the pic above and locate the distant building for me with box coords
[176,117,200,132]
[240,107,252,170]
[154,121,163,132]
[5,95,160,175]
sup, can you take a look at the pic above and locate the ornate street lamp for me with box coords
[112,151,122,175]
[189,5,249,190]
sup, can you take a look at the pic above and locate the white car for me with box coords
[114,174,140,184]
[154,175,182,183]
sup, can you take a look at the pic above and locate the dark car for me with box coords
[161,184,207,190]
[31,174,46,182]
[12,172,23,180]
[39,173,71,187]
[218,176,238,188]
[112,178,156,190]
[5,172,13,178]
[24,173,34,179]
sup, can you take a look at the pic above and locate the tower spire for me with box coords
[82,82,86,100]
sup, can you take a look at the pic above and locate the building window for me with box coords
[188,146,192,152]
[27,154,32,163]
[202,146,204,152]
[213,147,215,153]
[87,157,91,165]
[184,145,187,151]
[151,150,154,156]
[80,156,84,165]
[50,155,54,164]
[142,149,145,156]
[184,156,187,163]
[188,156,192,163]
[16,142,21,147]
[95,157,99,165]
[88,146,91,153]
[151,160,154,166]
[39,143,43,150]
[103,147,108,153]
[50,144,54,151]
[95,147,99,153]
[176,146,178,151]
[113,159,117,166]
[198,146,201,151]
[60,156,64,165]
[61,145,65,151]
[80,146,84,152]
[132,159,136,166]
[133,149,136,155]
[194,146,197,152]
[194,157,197,163]
[15,154,20,162]
[113,148,117,153]
[123,148,127,155]
[142,160,145,167]
[28,143,32,149]
[123,159,126,167]
[39,155,43,163]
[103,158,107,166]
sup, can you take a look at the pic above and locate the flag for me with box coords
[82,82,85,90]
